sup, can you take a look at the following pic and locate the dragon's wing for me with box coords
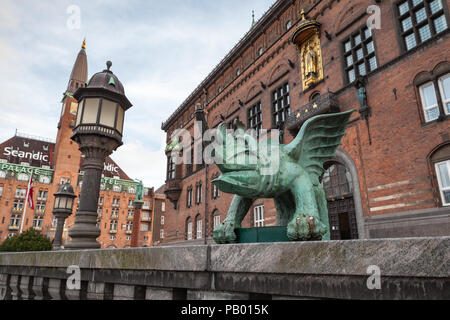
[284,110,355,185]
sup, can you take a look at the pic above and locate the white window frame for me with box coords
[187,188,192,207]
[187,221,193,240]
[0,186,3,197]
[213,214,221,229]
[140,224,149,232]
[435,160,450,206]
[161,216,165,225]
[254,205,265,227]
[160,229,164,239]
[161,202,166,212]
[419,81,440,122]
[0,171,5,179]
[438,73,450,116]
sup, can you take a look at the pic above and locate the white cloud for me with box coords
[0,0,275,188]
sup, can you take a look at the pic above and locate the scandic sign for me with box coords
[3,146,49,162]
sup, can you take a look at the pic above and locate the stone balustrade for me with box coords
[0,237,448,300]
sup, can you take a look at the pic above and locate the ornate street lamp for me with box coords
[65,61,132,250]
[52,180,76,250]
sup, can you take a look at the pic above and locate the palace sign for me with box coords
[0,163,53,176]
[3,147,49,162]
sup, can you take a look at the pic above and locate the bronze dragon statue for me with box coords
[212,110,355,243]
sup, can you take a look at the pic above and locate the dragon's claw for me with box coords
[287,214,327,241]
[213,221,238,244]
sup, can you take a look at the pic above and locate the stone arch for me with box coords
[267,61,290,85]
[334,1,369,35]
[245,83,260,102]
[327,148,365,239]
[427,141,450,207]
[432,61,450,76]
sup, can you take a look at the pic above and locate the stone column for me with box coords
[131,200,143,248]
[53,216,67,249]
[65,135,118,250]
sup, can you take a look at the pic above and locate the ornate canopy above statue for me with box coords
[291,10,324,91]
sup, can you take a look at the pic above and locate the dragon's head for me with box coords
[212,122,278,196]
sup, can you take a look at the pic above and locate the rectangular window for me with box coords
[436,160,450,206]
[38,190,48,201]
[109,221,118,231]
[196,183,202,204]
[420,82,440,121]
[214,215,221,229]
[167,156,176,180]
[36,202,46,212]
[15,188,26,199]
[161,202,166,212]
[438,74,450,115]
[160,229,164,239]
[419,73,450,122]
[196,219,202,239]
[9,215,21,228]
[112,198,120,207]
[187,188,193,208]
[141,224,149,232]
[272,83,291,126]
[247,101,263,137]
[161,216,165,225]
[13,200,24,210]
[187,221,193,240]
[213,184,220,199]
[99,197,104,205]
[254,205,265,227]
[396,0,448,52]
[33,216,43,229]
[0,186,3,197]
[343,25,378,84]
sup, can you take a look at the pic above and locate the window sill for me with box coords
[421,114,450,127]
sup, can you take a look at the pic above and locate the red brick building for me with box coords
[0,42,155,248]
[161,0,450,245]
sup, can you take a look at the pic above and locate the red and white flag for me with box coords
[27,175,34,210]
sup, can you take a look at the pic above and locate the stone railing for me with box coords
[0,237,448,300]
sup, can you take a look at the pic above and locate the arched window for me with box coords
[212,210,221,232]
[0,171,6,179]
[195,215,202,239]
[321,163,353,199]
[430,143,450,206]
[186,217,193,240]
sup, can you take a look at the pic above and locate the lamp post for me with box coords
[65,61,132,250]
[52,180,76,250]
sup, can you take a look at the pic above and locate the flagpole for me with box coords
[19,173,32,234]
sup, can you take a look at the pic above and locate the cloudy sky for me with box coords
[0,0,275,189]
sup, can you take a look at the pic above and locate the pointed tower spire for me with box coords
[66,39,88,95]
[251,10,255,27]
